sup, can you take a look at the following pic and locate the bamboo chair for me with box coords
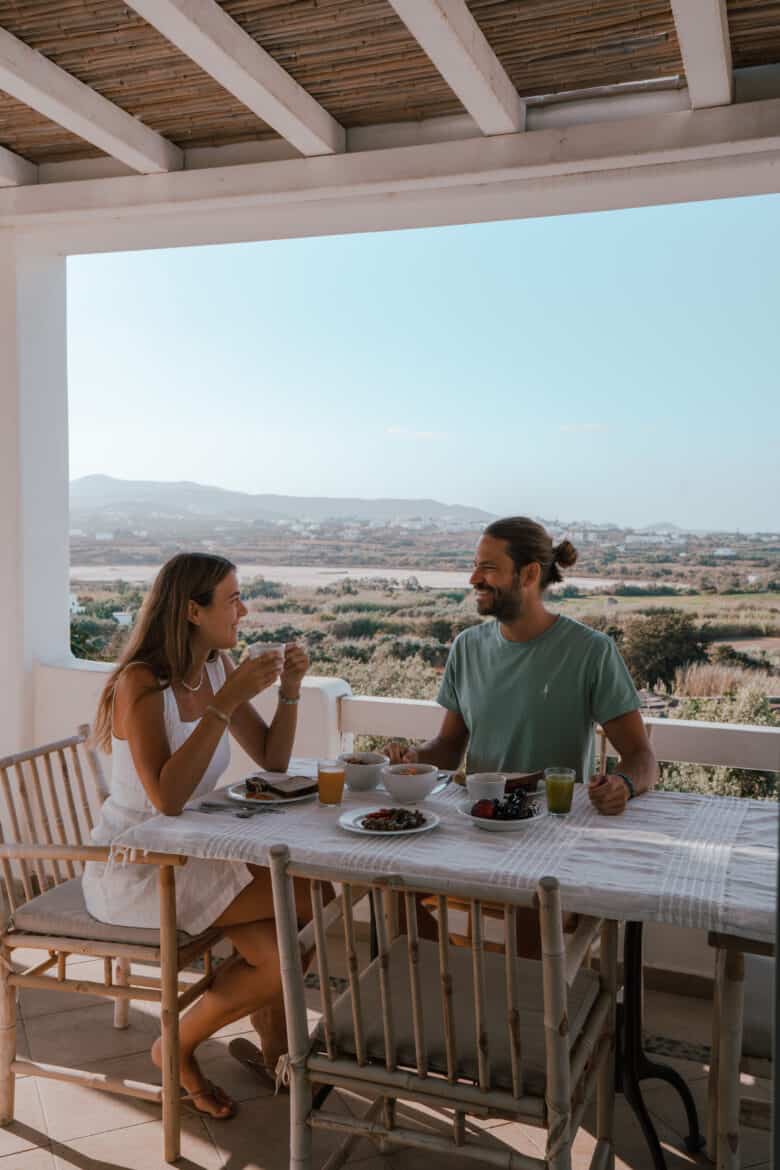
[0,726,225,1165]
[705,939,775,1161]
[269,844,620,1170]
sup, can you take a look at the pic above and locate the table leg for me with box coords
[620,922,706,1170]
[707,948,725,1159]
[716,948,745,1170]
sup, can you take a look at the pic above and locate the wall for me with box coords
[32,660,351,785]
[0,238,69,755]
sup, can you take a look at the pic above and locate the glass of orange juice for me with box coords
[317,760,346,806]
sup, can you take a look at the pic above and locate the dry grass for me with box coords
[674,662,776,697]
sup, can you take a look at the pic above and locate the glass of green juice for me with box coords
[544,767,576,814]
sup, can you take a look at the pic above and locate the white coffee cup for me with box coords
[247,641,285,662]
[466,773,507,802]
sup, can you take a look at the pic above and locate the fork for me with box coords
[195,802,282,817]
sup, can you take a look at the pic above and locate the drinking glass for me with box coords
[317,760,346,806]
[247,641,285,664]
[544,767,576,814]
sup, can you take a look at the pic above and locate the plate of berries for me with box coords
[460,788,545,832]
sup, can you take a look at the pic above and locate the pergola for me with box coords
[3,0,780,757]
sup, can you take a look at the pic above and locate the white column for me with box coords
[0,232,69,755]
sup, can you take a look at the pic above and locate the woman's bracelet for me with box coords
[205,704,231,727]
[278,693,300,706]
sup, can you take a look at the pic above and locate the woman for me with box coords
[84,552,311,1119]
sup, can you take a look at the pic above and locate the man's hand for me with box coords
[383,741,419,765]
[588,773,629,816]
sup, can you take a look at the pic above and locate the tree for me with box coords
[620,611,706,689]
[244,577,284,599]
[426,617,453,643]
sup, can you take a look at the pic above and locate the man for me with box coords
[386,516,657,815]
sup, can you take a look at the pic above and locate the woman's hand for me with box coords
[219,652,282,711]
[280,642,308,698]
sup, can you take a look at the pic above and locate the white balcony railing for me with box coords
[339,694,780,772]
[31,659,780,775]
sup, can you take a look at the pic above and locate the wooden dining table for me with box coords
[112,764,778,1169]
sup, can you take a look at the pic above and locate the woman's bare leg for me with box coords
[152,866,317,1114]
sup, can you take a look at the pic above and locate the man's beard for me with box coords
[475,584,524,622]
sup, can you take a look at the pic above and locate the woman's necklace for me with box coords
[180,666,205,693]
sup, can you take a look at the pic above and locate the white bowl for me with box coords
[458,805,546,832]
[337,751,388,792]
[466,772,506,802]
[381,763,439,803]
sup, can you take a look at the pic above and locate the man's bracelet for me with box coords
[615,772,636,800]
[278,693,300,706]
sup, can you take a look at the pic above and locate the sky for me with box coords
[67,193,780,532]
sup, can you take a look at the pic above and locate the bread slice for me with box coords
[244,773,318,799]
[504,771,544,792]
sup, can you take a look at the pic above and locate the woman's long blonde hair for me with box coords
[93,552,236,752]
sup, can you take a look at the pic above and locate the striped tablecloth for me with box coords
[113,764,778,942]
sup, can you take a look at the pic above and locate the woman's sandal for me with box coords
[228,1037,290,1094]
[182,1079,237,1120]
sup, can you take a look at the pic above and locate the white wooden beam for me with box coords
[36,85,696,185]
[0,25,182,173]
[124,0,345,156]
[671,0,734,109]
[0,143,36,187]
[387,0,525,134]
[5,97,780,251]
[5,96,780,223]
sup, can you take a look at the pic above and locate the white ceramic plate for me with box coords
[338,807,441,836]
[457,805,547,832]
[228,781,317,806]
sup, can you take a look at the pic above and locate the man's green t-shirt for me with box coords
[436,615,640,781]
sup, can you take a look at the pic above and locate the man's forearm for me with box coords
[617,747,658,795]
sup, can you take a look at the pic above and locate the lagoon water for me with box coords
[70,563,669,592]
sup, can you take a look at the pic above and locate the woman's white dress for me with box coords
[82,657,253,936]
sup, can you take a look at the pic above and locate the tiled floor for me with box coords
[0,950,771,1170]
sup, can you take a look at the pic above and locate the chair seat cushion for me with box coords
[318,937,601,1095]
[742,954,773,1062]
[11,877,193,947]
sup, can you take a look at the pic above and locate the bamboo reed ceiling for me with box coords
[728,1,780,68]
[1,1,780,167]
[220,0,463,127]
[467,1,683,96]
[0,0,276,161]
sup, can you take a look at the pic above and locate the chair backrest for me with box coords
[268,847,606,1120]
[0,724,107,908]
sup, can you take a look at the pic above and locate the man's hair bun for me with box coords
[553,539,578,569]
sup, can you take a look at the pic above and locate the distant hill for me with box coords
[70,475,495,525]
